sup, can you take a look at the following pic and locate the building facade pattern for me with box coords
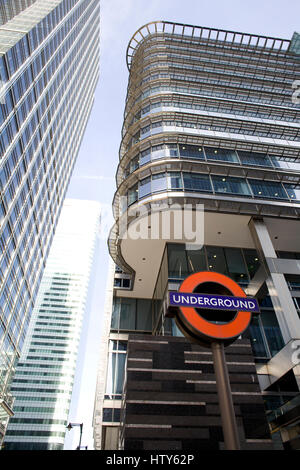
[4,199,101,450]
[0,0,100,442]
[94,22,300,450]
[121,335,274,451]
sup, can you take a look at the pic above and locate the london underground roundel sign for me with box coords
[169,271,259,345]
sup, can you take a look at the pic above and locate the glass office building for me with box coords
[0,0,100,444]
[4,199,100,450]
[0,1,37,25]
[93,22,300,450]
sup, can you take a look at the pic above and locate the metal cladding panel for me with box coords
[122,335,274,451]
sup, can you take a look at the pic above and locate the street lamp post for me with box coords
[66,422,83,450]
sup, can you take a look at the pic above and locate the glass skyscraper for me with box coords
[4,199,100,450]
[0,0,100,444]
[93,22,300,450]
[0,1,38,25]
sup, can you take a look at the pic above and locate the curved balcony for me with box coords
[121,110,300,160]
[123,76,298,136]
[126,22,291,71]
[108,190,300,301]
[122,91,300,140]
[116,132,300,190]
[110,21,300,284]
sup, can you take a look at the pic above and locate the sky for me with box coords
[63,0,300,449]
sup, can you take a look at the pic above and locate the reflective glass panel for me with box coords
[152,173,167,193]
[205,147,238,163]
[183,173,212,192]
[212,176,251,196]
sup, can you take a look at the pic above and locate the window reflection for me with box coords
[168,244,189,279]
[205,147,238,163]
[206,246,228,275]
[246,316,269,358]
[105,352,126,399]
[284,184,300,201]
[183,173,212,192]
[127,170,300,203]
[167,243,260,287]
[179,144,205,159]
[212,175,251,196]
[139,176,151,198]
[243,249,261,279]
[239,151,272,167]
[249,179,288,199]
[224,247,249,284]
[111,298,152,332]
[124,144,300,178]
[152,172,167,193]
[260,310,285,356]
[167,172,182,190]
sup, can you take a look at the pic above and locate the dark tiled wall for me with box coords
[121,335,273,450]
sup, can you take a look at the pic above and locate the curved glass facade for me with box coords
[124,171,300,207]
[98,21,300,451]
[121,144,300,180]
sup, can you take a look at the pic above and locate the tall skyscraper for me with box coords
[0,0,100,442]
[93,22,300,450]
[0,1,38,25]
[4,199,100,450]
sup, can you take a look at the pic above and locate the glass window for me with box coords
[103,408,113,422]
[128,184,138,205]
[167,172,182,190]
[205,147,239,163]
[243,249,261,279]
[165,144,178,157]
[136,299,152,331]
[179,144,205,160]
[152,173,167,193]
[277,251,300,260]
[284,184,300,202]
[186,247,206,273]
[246,316,269,358]
[285,274,300,290]
[171,318,185,337]
[293,297,300,310]
[206,246,228,275]
[151,149,165,161]
[260,310,285,357]
[113,279,122,288]
[129,155,139,173]
[119,298,136,330]
[224,248,249,284]
[212,176,251,196]
[139,176,151,198]
[249,179,288,199]
[111,301,120,329]
[105,352,126,398]
[141,124,150,136]
[140,148,151,166]
[238,150,272,167]
[183,173,212,192]
[168,244,189,279]
[269,155,295,169]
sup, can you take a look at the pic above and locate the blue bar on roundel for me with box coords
[169,291,260,313]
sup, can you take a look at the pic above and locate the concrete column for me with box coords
[249,217,300,344]
[249,217,300,388]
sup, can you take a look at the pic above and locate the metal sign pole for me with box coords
[169,271,259,450]
[211,341,240,450]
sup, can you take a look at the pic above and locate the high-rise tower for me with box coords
[93,22,300,450]
[0,0,100,443]
[4,199,100,450]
